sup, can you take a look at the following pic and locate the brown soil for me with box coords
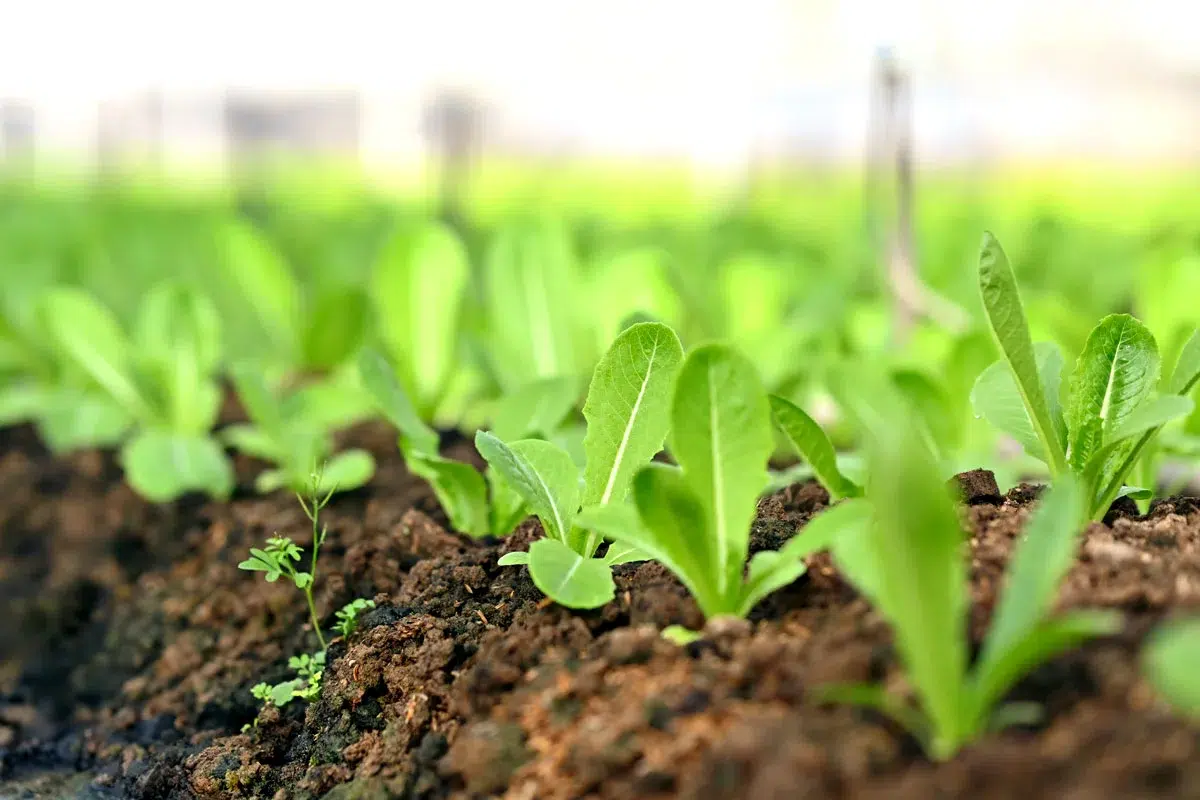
[2,422,1200,799]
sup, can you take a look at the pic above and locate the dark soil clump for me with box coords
[3,448,1200,798]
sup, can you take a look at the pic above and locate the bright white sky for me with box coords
[3,0,1196,98]
[2,0,1196,164]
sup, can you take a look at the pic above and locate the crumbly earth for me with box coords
[2,421,1199,799]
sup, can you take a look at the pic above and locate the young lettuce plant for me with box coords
[358,349,530,539]
[971,234,1198,521]
[42,283,234,501]
[822,394,1121,760]
[474,322,684,608]
[224,362,375,495]
[578,343,866,636]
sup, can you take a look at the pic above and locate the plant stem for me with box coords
[308,502,327,651]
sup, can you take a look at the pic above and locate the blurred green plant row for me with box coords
[1,171,1199,503]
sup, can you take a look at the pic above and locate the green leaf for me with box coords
[863,400,968,755]
[583,464,724,617]
[1144,617,1200,718]
[315,449,375,494]
[229,363,285,437]
[769,395,861,499]
[372,224,469,413]
[497,551,530,566]
[221,423,284,462]
[1085,395,1196,519]
[491,376,580,441]
[661,626,704,646]
[670,344,773,601]
[581,322,684,509]
[255,469,287,494]
[400,441,490,537]
[970,342,1066,465]
[42,288,150,420]
[526,538,615,609]
[302,286,369,369]
[134,285,223,433]
[974,477,1087,692]
[977,233,1068,475]
[485,220,581,388]
[739,499,872,616]
[0,383,44,426]
[35,390,133,453]
[121,431,234,502]
[486,466,528,537]
[892,369,962,462]
[969,611,1120,731]
[358,348,440,456]
[603,541,650,566]
[475,433,579,543]
[1167,329,1200,396]
[216,220,301,360]
[1066,314,1159,472]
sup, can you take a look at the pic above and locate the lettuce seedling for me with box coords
[358,349,530,539]
[1143,617,1200,719]
[822,399,1121,760]
[223,362,375,495]
[476,322,685,608]
[972,234,1199,520]
[579,343,864,632]
[42,284,234,501]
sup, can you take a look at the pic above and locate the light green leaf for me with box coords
[121,431,234,502]
[603,541,650,566]
[484,220,581,388]
[975,477,1086,688]
[589,247,681,351]
[497,551,531,566]
[812,683,930,749]
[42,288,150,420]
[769,395,861,499]
[491,376,580,441]
[255,469,287,494]
[581,322,684,510]
[670,344,773,600]
[738,499,872,616]
[315,449,375,494]
[486,466,528,537]
[1144,617,1200,718]
[216,220,301,360]
[977,233,1068,475]
[892,369,962,461]
[302,286,369,369]
[372,224,469,413]
[229,363,285,437]
[221,423,284,462]
[475,433,579,543]
[864,402,968,754]
[401,441,490,537]
[526,538,615,609]
[1167,329,1200,396]
[358,348,440,456]
[661,626,704,646]
[971,342,1065,465]
[37,390,133,453]
[1066,314,1159,472]
[0,383,45,426]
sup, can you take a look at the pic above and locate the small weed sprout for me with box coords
[239,466,375,715]
[334,598,376,639]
